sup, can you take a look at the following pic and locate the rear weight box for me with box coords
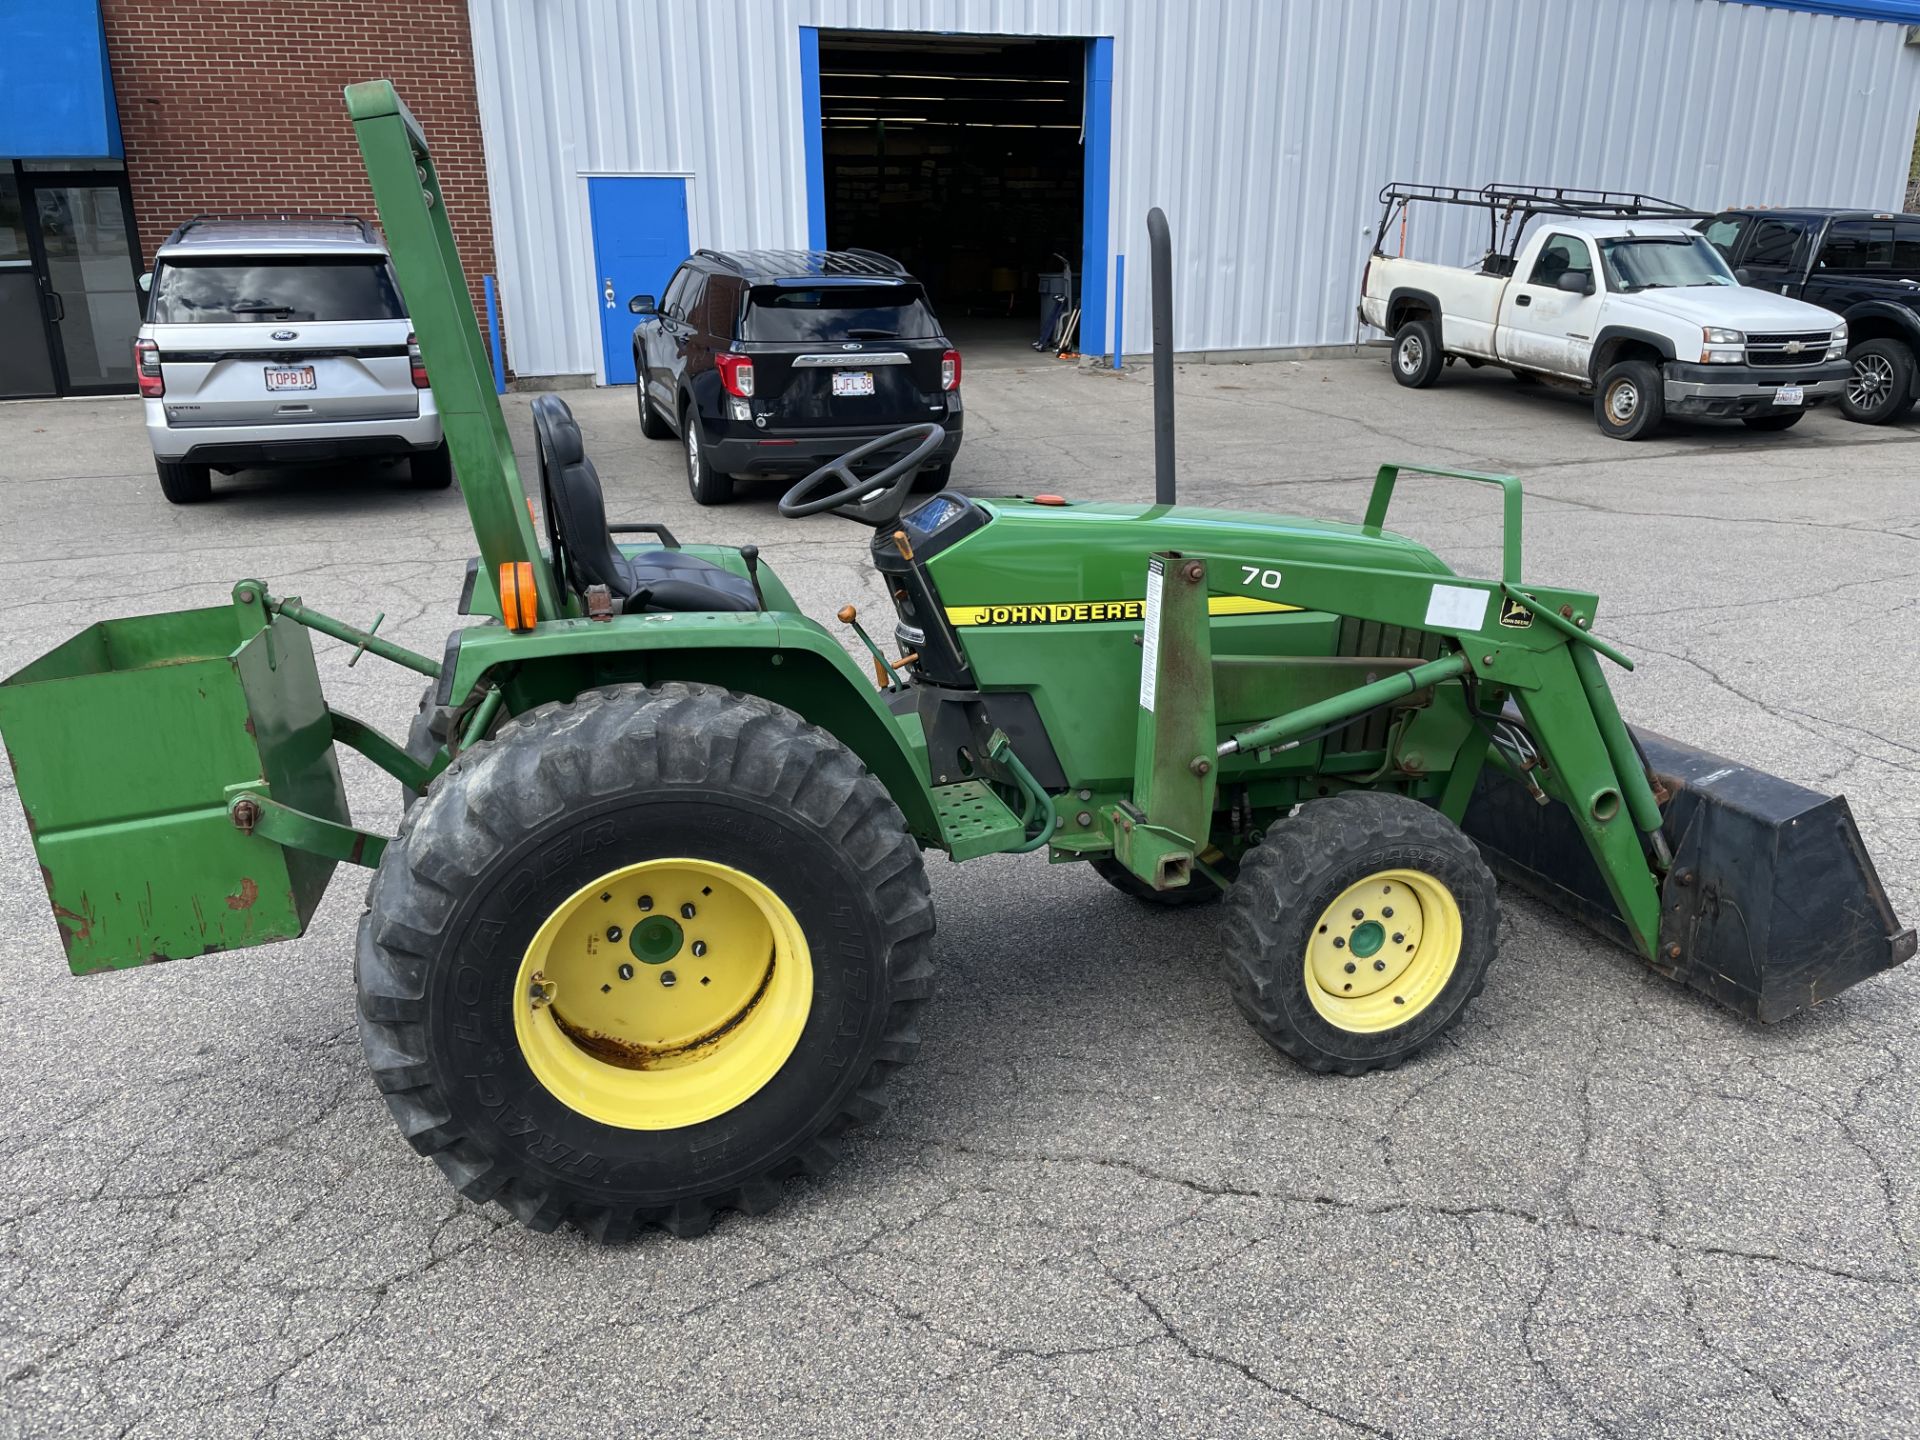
[1462,727,1915,1022]
[0,599,350,972]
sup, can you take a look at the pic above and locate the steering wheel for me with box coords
[778,423,945,527]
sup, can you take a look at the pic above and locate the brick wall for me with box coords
[101,0,499,343]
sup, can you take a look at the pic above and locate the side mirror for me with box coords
[137,272,152,293]
[629,294,656,315]
[1554,270,1594,295]
[1733,267,1752,286]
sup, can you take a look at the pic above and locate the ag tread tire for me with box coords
[1221,792,1498,1076]
[155,458,212,504]
[1091,856,1222,907]
[637,372,673,438]
[1594,358,1665,440]
[683,403,733,505]
[356,681,934,1239]
[410,441,455,489]
[1840,338,1916,425]
[1390,318,1443,389]
[1741,410,1805,432]
[399,681,454,810]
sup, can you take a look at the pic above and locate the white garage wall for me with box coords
[467,0,1920,378]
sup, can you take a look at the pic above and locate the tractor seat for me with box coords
[530,395,757,614]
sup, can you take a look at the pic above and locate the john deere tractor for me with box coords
[0,85,1908,1240]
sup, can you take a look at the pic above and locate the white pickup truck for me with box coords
[1359,191,1850,439]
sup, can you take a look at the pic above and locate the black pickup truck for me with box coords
[1700,209,1920,424]
[629,248,963,505]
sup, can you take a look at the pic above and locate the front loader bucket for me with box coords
[0,601,349,973]
[1462,727,1915,1022]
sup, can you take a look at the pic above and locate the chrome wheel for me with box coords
[685,419,701,490]
[1848,353,1894,410]
[1396,334,1424,375]
[1606,379,1639,422]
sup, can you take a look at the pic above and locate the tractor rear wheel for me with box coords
[1222,792,1497,1075]
[356,682,934,1238]
[1091,856,1222,907]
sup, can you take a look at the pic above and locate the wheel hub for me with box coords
[1303,869,1461,1032]
[1849,356,1891,407]
[1398,336,1423,372]
[513,857,812,1130]
[1608,381,1638,421]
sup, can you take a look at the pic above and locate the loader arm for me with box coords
[1128,463,1671,959]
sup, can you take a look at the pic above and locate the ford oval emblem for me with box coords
[271,329,298,342]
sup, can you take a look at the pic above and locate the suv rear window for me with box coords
[149,256,405,324]
[741,283,941,342]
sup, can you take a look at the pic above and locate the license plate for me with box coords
[1773,385,1804,407]
[265,366,316,392]
[831,370,875,397]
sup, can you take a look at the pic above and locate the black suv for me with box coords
[629,248,963,505]
[1700,209,1920,424]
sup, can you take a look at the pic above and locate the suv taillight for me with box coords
[407,331,429,388]
[941,348,961,391]
[716,352,755,398]
[134,338,164,398]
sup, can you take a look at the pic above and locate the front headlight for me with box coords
[1827,325,1848,361]
[1700,326,1745,363]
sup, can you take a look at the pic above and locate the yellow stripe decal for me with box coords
[945,596,1303,626]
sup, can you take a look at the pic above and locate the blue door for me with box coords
[587,177,690,385]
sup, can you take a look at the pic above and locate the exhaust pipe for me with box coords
[1148,207,1176,506]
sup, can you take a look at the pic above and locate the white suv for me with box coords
[136,218,446,503]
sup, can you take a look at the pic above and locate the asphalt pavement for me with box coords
[1,356,1917,1438]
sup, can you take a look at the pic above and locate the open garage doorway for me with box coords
[812,31,1097,368]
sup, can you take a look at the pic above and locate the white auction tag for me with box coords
[1423,582,1490,631]
[1139,559,1164,712]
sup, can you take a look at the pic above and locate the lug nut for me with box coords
[1352,909,1365,921]
[681,903,696,919]
[1343,962,1356,974]
[606,926,622,942]
[638,895,653,911]
[1382,907,1394,918]
[618,963,634,981]
[661,970,677,988]
[1373,959,1387,972]
[1332,937,1345,949]
[1392,933,1405,944]
[691,940,707,958]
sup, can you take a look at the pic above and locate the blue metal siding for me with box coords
[0,1,121,159]
[1730,1,1920,23]
[469,0,1920,376]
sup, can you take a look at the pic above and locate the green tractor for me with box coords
[0,84,1908,1240]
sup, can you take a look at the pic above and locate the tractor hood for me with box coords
[923,497,1453,611]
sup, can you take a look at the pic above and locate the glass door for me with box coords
[0,172,58,398]
[21,173,143,395]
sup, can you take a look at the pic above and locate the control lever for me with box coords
[837,604,901,692]
[739,544,767,611]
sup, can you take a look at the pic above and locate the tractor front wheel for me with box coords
[357,682,935,1238]
[1222,792,1498,1075]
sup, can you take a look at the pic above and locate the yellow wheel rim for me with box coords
[1303,868,1461,1033]
[512,857,813,1130]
